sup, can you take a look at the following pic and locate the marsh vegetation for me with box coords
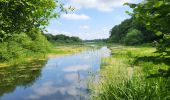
[89,46,170,100]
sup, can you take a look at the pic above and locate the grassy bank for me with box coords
[0,44,88,68]
[48,44,89,57]
[89,46,170,100]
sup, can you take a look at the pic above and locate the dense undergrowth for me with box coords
[0,38,88,67]
[90,46,170,100]
[0,31,52,64]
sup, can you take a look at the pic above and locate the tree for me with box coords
[108,18,157,44]
[126,0,170,55]
[0,0,70,61]
[0,0,64,41]
[109,19,132,43]
[124,29,143,45]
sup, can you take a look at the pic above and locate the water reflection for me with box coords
[0,47,111,100]
[63,65,91,72]
[0,60,46,97]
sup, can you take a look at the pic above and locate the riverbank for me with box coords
[89,45,170,100]
[0,45,88,68]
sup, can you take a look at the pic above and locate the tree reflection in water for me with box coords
[0,59,47,96]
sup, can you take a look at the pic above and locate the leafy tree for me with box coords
[108,18,157,44]
[0,0,69,61]
[126,0,170,55]
[124,29,143,45]
[0,0,63,42]
[109,19,132,43]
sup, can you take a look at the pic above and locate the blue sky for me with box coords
[46,0,142,40]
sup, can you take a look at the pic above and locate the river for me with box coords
[0,47,111,100]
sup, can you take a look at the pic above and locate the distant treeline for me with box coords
[45,34,82,43]
[108,18,160,45]
[84,39,107,43]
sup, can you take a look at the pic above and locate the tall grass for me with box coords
[89,46,170,100]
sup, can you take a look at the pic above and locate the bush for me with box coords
[0,42,24,61]
[29,33,52,53]
[0,31,52,62]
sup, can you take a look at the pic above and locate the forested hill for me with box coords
[45,34,82,43]
[108,18,159,45]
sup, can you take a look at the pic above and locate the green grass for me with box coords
[48,45,89,57]
[0,51,47,68]
[0,44,88,68]
[89,46,170,100]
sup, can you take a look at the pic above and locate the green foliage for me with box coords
[0,41,25,61]
[124,29,143,45]
[108,18,157,45]
[0,31,52,61]
[108,19,132,43]
[90,46,170,100]
[126,0,170,55]
[0,0,60,41]
[0,0,66,62]
[45,34,82,43]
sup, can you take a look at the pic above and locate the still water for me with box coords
[0,47,111,100]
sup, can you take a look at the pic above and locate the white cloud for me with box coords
[26,81,78,99]
[102,27,109,32]
[79,25,89,29]
[63,65,91,72]
[68,0,133,12]
[45,28,110,40]
[61,13,90,20]
[46,28,72,36]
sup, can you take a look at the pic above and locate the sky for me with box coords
[46,0,142,40]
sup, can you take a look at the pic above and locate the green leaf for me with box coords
[146,22,151,26]
[156,31,163,36]
[129,4,137,8]
[135,14,140,18]
[125,11,131,15]
[154,1,164,8]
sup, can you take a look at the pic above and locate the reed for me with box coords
[89,46,170,100]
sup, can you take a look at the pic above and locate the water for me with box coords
[0,47,111,100]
